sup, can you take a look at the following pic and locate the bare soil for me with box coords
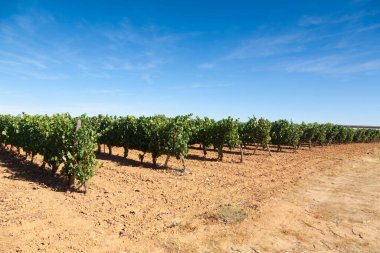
[0,143,379,253]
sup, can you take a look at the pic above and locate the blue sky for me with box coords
[0,0,379,124]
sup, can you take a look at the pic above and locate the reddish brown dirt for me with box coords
[0,143,379,252]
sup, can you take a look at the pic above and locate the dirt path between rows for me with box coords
[0,143,379,252]
[239,148,380,253]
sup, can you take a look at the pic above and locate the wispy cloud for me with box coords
[141,73,153,83]
[84,89,122,94]
[356,23,380,32]
[282,54,380,74]
[168,82,231,90]
[0,102,141,116]
[298,16,328,26]
[0,10,195,83]
[22,71,69,80]
[96,21,204,83]
[198,63,215,69]
[123,59,165,71]
[0,61,68,81]
[102,19,201,47]
[225,32,306,60]
[99,57,165,83]
[299,11,378,26]
[215,9,380,77]
[225,19,379,62]
[190,83,231,88]
[0,11,72,81]
[0,51,48,69]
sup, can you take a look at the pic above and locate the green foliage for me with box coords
[335,126,349,144]
[161,115,192,157]
[0,114,98,185]
[239,116,271,147]
[345,128,355,144]
[212,117,240,149]
[189,116,215,148]
[211,117,240,160]
[271,120,303,150]
[256,118,272,146]
[299,123,318,146]
[299,123,348,147]
[60,116,98,183]
[312,124,328,145]
[94,114,192,166]
[44,114,75,172]
[325,123,339,145]
[1,113,379,177]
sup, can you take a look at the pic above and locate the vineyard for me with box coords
[1,113,379,190]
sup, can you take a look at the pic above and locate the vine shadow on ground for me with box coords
[0,147,67,192]
[95,151,182,172]
[96,151,152,168]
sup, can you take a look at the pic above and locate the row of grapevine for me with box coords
[92,115,242,163]
[0,114,97,190]
[94,115,380,163]
[189,117,241,161]
[90,115,192,169]
[1,113,379,182]
[191,118,378,158]
[238,117,272,155]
